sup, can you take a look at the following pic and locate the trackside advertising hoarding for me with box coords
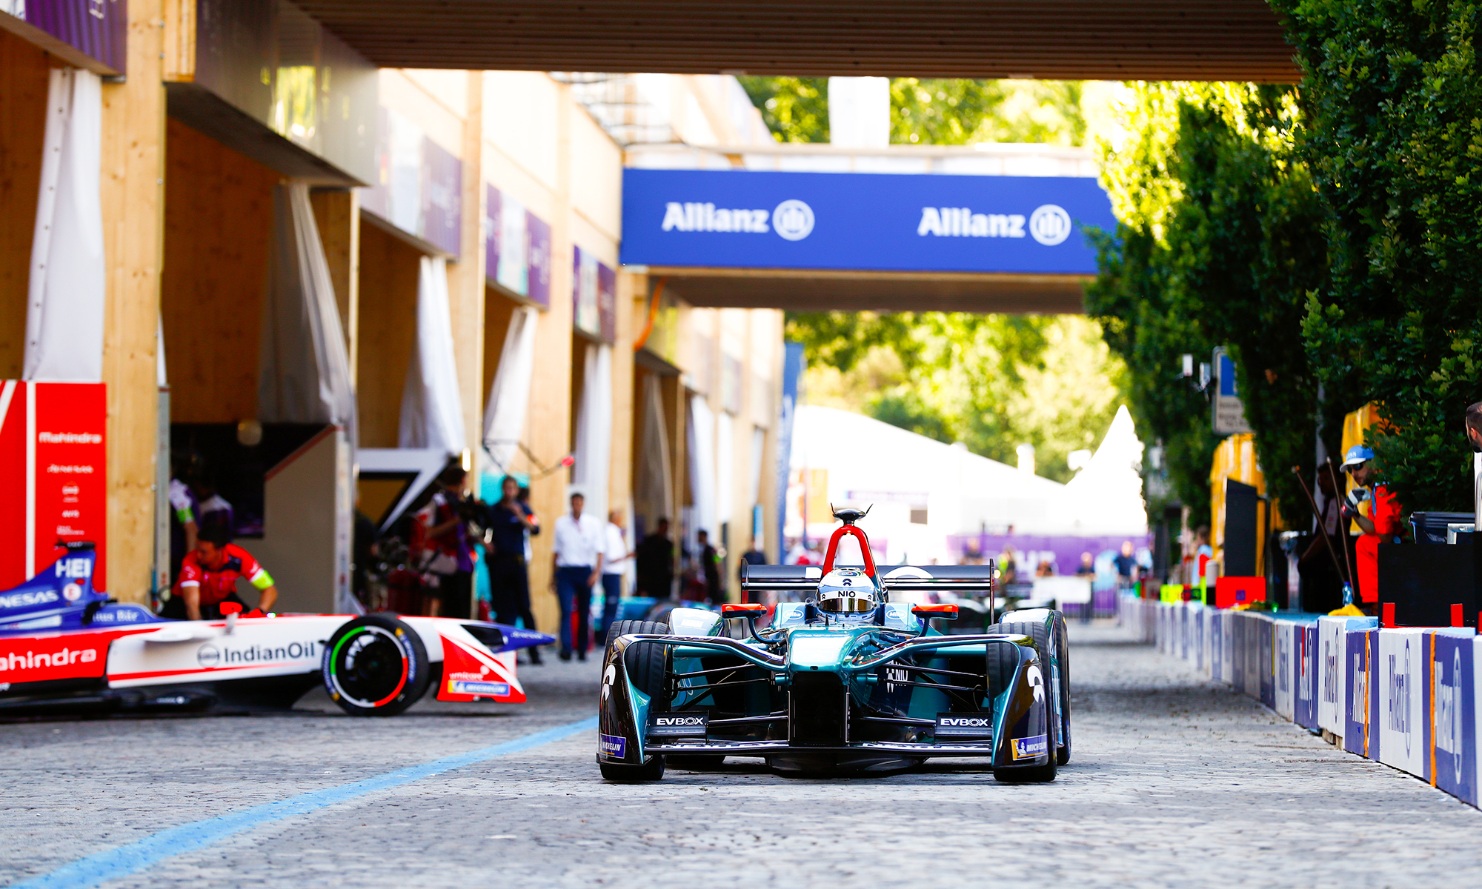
[1428,631,1477,805]
[619,169,1116,275]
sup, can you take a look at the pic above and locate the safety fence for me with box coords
[1121,596,1480,809]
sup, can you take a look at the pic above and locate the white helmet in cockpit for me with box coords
[816,567,877,614]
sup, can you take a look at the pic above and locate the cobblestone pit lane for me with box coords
[3,622,1480,888]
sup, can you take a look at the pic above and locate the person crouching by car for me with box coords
[175,520,278,620]
[552,492,603,661]
[1341,445,1403,610]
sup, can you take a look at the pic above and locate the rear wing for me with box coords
[739,564,822,594]
[880,562,997,595]
[740,562,998,596]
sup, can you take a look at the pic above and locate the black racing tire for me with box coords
[600,756,667,782]
[989,620,1058,783]
[984,623,1017,704]
[322,614,431,717]
[605,620,670,698]
[601,620,671,782]
[1048,612,1072,764]
[1001,614,1073,765]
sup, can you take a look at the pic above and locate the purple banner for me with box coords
[5,0,126,74]
[484,185,550,309]
[1295,623,1319,730]
[363,106,462,257]
[573,247,617,343]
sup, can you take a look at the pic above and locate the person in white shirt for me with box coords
[599,510,634,642]
[551,492,603,661]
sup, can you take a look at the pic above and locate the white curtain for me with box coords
[571,342,613,521]
[748,425,766,509]
[399,257,467,456]
[686,394,717,545]
[482,306,539,475]
[635,374,672,524]
[259,184,357,441]
[24,68,104,382]
[715,410,734,529]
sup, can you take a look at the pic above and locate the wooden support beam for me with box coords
[0,30,50,378]
[100,0,167,603]
[525,89,576,633]
[443,70,487,476]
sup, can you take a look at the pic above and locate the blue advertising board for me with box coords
[1295,623,1319,731]
[1429,632,1477,805]
[620,169,1115,275]
[1345,629,1372,756]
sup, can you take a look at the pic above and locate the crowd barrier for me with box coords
[1121,595,1480,808]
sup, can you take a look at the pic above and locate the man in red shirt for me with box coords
[1340,445,1403,607]
[174,522,279,620]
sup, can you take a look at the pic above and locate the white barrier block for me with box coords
[1274,621,1296,720]
[1376,629,1427,778]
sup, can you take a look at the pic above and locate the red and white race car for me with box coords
[0,544,552,716]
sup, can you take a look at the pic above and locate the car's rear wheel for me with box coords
[600,620,670,782]
[322,614,431,716]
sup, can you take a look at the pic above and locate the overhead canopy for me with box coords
[294,0,1298,82]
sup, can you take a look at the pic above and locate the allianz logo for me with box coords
[1322,639,1339,704]
[1387,650,1411,749]
[661,199,814,241]
[918,204,1073,246]
[1350,656,1367,724]
[1278,642,1290,692]
[1436,648,1465,782]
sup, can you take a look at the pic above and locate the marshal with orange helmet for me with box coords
[595,507,1073,782]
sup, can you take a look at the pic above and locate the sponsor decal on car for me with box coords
[599,732,627,760]
[648,713,709,737]
[449,680,511,697]
[0,645,97,672]
[197,640,320,669]
[934,713,993,739]
[1011,733,1049,761]
[0,590,60,610]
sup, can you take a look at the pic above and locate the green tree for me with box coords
[737,76,830,143]
[1088,83,1337,523]
[1272,0,1482,511]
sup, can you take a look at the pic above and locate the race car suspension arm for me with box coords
[671,675,773,710]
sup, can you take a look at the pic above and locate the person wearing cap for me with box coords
[1340,444,1403,608]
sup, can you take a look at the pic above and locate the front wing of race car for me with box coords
[596,631,1053,774]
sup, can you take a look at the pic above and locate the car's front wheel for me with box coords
[322,614,431,716]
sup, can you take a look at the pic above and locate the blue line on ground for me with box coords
[13,716,598,889]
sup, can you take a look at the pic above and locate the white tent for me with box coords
[788,405,1147,561]
[1050,405,1148,536]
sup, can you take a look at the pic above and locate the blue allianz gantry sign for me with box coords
[620,168,1116,275]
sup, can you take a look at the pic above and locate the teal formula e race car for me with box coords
[596,508,1072,782]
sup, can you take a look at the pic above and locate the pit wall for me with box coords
[1123,598,1480,809]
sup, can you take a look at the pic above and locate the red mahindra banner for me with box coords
[0,381,108,591]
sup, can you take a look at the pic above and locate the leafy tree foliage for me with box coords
[1272,0,1482,510]
[792,312,1124,483]
[1089,84,1337,523]
[737,76,829,143]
